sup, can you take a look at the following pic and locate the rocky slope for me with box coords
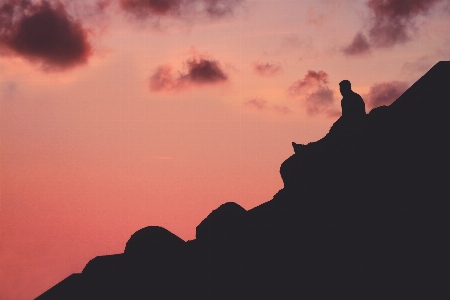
[37,61,450,300]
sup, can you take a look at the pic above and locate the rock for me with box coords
[196,202,246,241]
[124,226,185,257]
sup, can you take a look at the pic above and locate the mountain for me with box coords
[37,61,450,300]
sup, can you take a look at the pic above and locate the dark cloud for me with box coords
[288,70,336,116]
[367,0,442,47]
[0,0,92,71]
[342,32,371,56]
[244,97,290,114]
[119,0,243,20]
[252,61,282,76]
[364,81,409,109]
[149,55,227,92]
[344,0,445,55]
[182,56,227,83]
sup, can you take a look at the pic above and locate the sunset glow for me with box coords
[1,0,450,298]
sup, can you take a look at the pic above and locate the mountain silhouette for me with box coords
[37,61,450,300]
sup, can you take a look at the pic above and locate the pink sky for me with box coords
[1,0,450,299]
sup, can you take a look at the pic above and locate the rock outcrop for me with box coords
[37,61,450,300]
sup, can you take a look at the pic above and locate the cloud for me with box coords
[402,49,450,78]
[271,105,291,114]
[245,97,267,110]
[288,70,329,95]
[119,0,182,18]
[149,55,227,92]
[252,61,282,76]
[0,0,92,71]
[344,0,445,55]
[364,81,409,109]
[119,0,244,20]
[367,0,442,47]
[182,56,227,83]
[244,97,290,114]
[304,88,335,115]
[288,70,336,116]
[342,32,371,56]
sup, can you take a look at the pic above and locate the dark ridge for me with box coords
[36,61,450,300]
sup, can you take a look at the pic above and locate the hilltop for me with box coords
[37,62,450,300]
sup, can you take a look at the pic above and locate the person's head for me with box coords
[339,80,352,96]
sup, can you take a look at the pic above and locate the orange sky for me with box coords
[1,0,450,299]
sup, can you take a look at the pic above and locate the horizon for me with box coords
[1,0,450,299]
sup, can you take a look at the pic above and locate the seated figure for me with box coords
[292,80,366,154]
[339,80,365,118]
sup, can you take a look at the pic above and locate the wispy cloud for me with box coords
[364,81,409,110]
[244,97,290,114]
[288,70,337,117]
[342,32,371,56]
[119,0,244,20]
[252,61,282,76]
[343,0,446,56]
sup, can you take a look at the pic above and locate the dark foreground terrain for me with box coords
[38,62,450,300]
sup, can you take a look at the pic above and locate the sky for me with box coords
[1,0,449,298]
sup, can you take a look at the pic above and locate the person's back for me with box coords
[339,80,365,118]
[292,80,366,154]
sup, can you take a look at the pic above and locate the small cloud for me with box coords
[244,97,291,114]
[364,81,409,110]
[342,32,371,56]
[288,70,329,96]
[252,61,282,76]
[272,105,291,114]
[245,97,267,110]
[149,53,227,92]
[0,0,92,71]
[182,56,227,83]
[288,70,337,117]
[149,65,179,92]
[280,33,313,50]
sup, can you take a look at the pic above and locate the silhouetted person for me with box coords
[339,80,365,118]
[292,80,366,153]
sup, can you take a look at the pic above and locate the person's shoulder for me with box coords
[351,91,364,100]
